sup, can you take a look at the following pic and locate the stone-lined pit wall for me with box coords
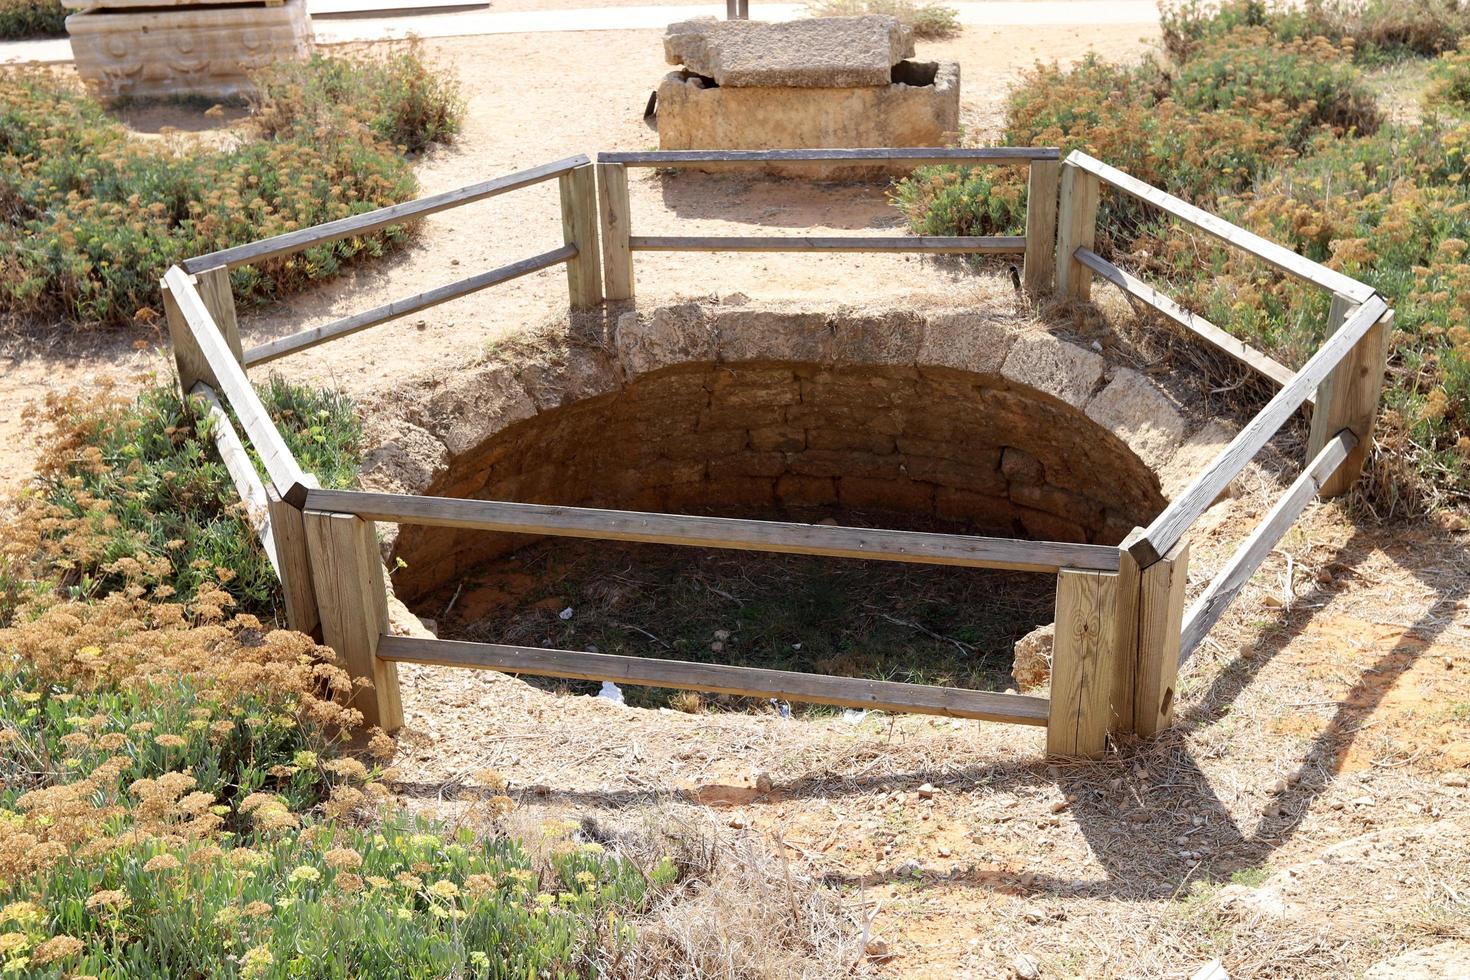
[362,302,1232,603]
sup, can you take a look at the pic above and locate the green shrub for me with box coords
[0,592,669,978]
[7,378,362,620]
[890,163,1025,236]
[0,0,65,40]
[805,0,961,41]
[1161,0,1470,63]
[252,43,464,155]
[1426,35,1470,112]
[0,47,462,330]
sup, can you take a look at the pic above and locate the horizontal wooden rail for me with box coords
[1130,295,1388,567]
[1065,152,1376,304]
[629,235,1025,254]
[243,246,577,367]
[305,488,1122,573]
[1178,429,1356,660]
[164,266,309,505]
[378,635,1051,724]
[182,155,589,273]
[192,382,279,575]
[1074,247,1304,399]
[599,147,1060,167]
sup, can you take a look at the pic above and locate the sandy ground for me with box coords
[0,19,1155,495]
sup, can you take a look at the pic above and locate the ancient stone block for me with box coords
[789,449,902,480]
[776,474,838,507]
[663,16,915,89]
[1015,507,1087,543]
[700,404,785,431]
[708,451,788,480]
[424,362,537,457]
[714,310,834,363]
[934,486,1015,527]
[750,424,806,453]
[917,313,1015,376]
[614,305,717,377]
[901,453,1006,496]
[1085,368,1190,473]
[1000,331,1105,409]
[830,311,926,366]
[805,428,896,454]
[838,476,934,513]
[1000,447,1045,486]
[66,0,311,101]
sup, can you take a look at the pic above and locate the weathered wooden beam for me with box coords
[304,510,402,732]
[1113,533,1190,738]
[1065,151,1376,304]
[1130,296,1389,567]
[192,382,276,575]
[378,635,1051,725]
[598,147,1061,166]
[1075,247,1303,398]
[1047,568,1119,758]
[1055,162,1099,302]
[1179,430,1355,661]
[242,247,575,367]
[1306,297,1390,498]
[595,162,634,303]
[628,235,1026,254]
[162,266,309,505]
[267,474,321,637]
[305,488,1123,573]
[1022,160,1061,296]
[559,164,603,310]
[182,155,589,273]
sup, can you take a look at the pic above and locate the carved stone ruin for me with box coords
[656,15,961,178]
[64,0,312,101]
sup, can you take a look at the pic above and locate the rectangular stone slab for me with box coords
[65,0,311,101]
[664,15,915,89]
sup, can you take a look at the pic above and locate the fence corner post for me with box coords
[1307,295,1391,498]
[1023,159,1061,296]
[1054,161,1099,303]
[268,474,321,637]
[596,161,635,304]
[303,509,404,733]
[1113,532,1190,740]
[560,163,604,311]
[1047,567,1119,759]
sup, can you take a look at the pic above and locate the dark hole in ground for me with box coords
[414,529,1055,715]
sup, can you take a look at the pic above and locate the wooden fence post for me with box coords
[1307,294,1391,498]
[1054,162,1099,302]
[1112,532,1190,739]
[596,162,635,304]
[267,475,321,637]
[1047,568,1119,759]
[161,267,244,399]
[304,509,403,732]
[1023,159,1060,296]
[559,163,604,311]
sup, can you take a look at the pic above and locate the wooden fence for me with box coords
[159,146,1390,759]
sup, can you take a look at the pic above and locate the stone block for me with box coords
[1000,446,1045,486]
[708,451,788,480]
[917,313,1014,376]
[66,0,311,101]
[656,63,960,179]
[700,404,785,431]
[837,476,934,514]
[424,362,537,457]
[806,428,896,454]
[934,486,1015,528]
[750,424,807,452]
[714,310,834,363]
[901,453,1006,495]
[1085,368,1189,472]
[776,474,838,507]
[1000,331,1105,409]
[614,304,716,377]
[664,16,915,89]
[789,449,902,480]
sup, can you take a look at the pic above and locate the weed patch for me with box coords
[0,0,64,40]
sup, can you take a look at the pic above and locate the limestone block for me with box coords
[66,0,312,101]
[776,474,838,507]
[1085,368,1190,473]
[423,362,536,457]
[663,16,914,88]
[1159,420,1237,500]
[1000,331,1105,409]
[614,305,716,377]
[656,62,960,179]
[1011,622,1054,691]
[357,415,448,496]
[714,309,834,363]
[750,425,806,453]
[830,310,925,365]
[917,313,1015,376]
[838,476,934,513]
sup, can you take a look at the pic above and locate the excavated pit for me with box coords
[365,302,1221,705]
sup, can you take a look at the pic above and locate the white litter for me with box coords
[558,607,574,620]
[597,681,625,705]
[841,709,868,724]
